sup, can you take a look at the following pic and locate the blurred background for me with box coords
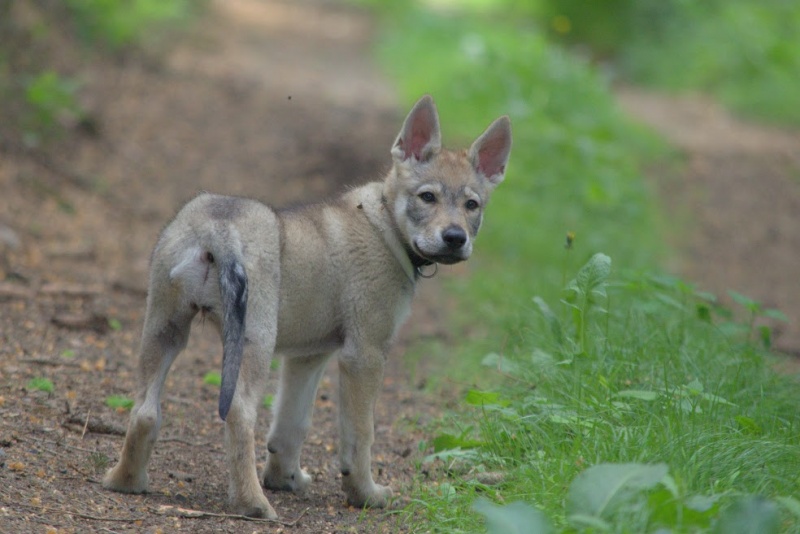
[1,0,799,531]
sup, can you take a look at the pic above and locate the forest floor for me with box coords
[1,1,799,533]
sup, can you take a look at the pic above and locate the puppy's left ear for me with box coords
[468,116,512,187]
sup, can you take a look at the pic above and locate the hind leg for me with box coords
[103,298,194,493]
[262,352,331,492]
[223,287,279,517]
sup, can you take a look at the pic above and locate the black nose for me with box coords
[442,226,467,249]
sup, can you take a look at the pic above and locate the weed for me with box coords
[105,395,134,410]
[202,371,221,387]
[361,3,800,531]
[88,451,110,473]
[23,71,84,146]
[65,0,195,49]
[27,377,54,394]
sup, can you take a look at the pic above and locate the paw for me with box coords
[102,464,148,494]
[343,481,393,508]
[231,493,278,519]
[262,464,312,493]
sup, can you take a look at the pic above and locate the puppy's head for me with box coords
[385,95,512,265]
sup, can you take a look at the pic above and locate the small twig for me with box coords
[159,437,211,447]
[64,413,126,436]
[0,282,32,300]
[154,504,310,526]
[20,435,97,454]
[20,357,82,368]
[81,409,91,439]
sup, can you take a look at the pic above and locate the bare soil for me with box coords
[0,1,447,532]
[2,2,800,533]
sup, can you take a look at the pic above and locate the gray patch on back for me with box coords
[209,196,246,220]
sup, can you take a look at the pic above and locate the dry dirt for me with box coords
[2,1,800,533]
[0,1,448,532]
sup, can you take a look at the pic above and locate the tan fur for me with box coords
[102,96,512,518]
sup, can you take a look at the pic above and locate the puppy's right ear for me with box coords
[391,95,441,163]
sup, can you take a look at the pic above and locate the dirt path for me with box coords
[617,88,800,355]
[0,1,445,532]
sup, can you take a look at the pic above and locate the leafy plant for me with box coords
[105,395,134,410]
[27,377,54,393]
[562,252,611,355]
[474,499,554,534]
[202,371,221,386]
[66,0,193,49]
[23,71,84,145]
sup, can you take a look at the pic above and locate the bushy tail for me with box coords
[217,255,248,421]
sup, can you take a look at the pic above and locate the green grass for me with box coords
[105,394,134,410]
[522,0,800,126]
[27,377,54,394]
[363,3,800,532]
[65,0,197,49]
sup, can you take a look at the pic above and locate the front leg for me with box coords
[263,353,331,493]
[337,346,392,508]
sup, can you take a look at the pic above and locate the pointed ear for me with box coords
[468,116,512,186]
[391,95,441,162]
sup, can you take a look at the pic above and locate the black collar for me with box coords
[406,246,434,270]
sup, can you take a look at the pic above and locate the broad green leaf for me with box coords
[763,308,788,322]
[533,296,562,343]
[437,482,457,500]
[685,494,722,512]
[105,395,134,410]
[697,391,736,407]
[474,499,554,534]
[567,513,611,531]
[466,389,509,407]
[567,462,668,519]
[616,389,658,401]
[263,394,274,408]
[432,432,483,452]
[577,253,612,295]
[728,290,760,312]
[564,253,612,304]
[713,496,779,534]
[203,371,221,386]
[735,415,762,435]
[685,379,704,394]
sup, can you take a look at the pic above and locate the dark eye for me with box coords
[419,191,436,203]
[465,199,480,210]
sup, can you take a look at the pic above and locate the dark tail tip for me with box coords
[218,256,248,422]
[219,388,233,421]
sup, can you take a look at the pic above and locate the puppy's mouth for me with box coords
[412,241,468,265]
